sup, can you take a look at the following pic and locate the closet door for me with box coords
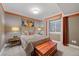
[63,17,69,46]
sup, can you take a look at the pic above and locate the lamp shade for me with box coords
[12,27,19,32]
[38,27,41,31]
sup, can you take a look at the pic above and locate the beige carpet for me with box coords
[0,40,79,56]
[54,41,79,56]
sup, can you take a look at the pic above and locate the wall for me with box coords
[0,4,5,51]
[5,13,22,41]
[50,33,61,41]
[68,15,79,46]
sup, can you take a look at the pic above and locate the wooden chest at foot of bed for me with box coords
[34,40,57,56]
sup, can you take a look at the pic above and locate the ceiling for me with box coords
[2,3,79,19]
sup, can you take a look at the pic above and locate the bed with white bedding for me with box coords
[0,34,49,56]
[20,34,49,49]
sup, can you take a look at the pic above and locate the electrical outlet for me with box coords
[72,40,77,44]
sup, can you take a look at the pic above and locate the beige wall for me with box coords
[5,13,22,40]
[0,4,5,51]
[50,33,61,41]
[68,15,79,46]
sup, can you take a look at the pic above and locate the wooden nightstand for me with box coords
[7,36,21,47]
[34,40,57,56]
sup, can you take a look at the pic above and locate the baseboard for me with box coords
[68,44,79,49]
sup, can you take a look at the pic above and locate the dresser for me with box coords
[34,40,57,56]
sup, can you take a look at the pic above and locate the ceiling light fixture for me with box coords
[31,7,40,14]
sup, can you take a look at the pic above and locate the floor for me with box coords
[54,41,79,56]
[0,41,79,56]
[0,45,26,56]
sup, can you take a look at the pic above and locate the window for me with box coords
[49,19,61,32]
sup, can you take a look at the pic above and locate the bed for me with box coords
[0,34,49,56]
[20,34,49,56]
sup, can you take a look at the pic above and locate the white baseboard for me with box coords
[68,44,79,49]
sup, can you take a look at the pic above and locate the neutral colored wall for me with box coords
[0,4,5,51]
[68,15,79,46]
[5,13,22,40]
[50,33,61,41]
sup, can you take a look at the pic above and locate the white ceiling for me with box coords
[57,3,79,15]
[2,3,79,19]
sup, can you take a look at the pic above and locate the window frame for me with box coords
[49,19,61,34]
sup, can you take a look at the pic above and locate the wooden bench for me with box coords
[34,40,57,56]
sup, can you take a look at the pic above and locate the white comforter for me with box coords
[20,34,48,50]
